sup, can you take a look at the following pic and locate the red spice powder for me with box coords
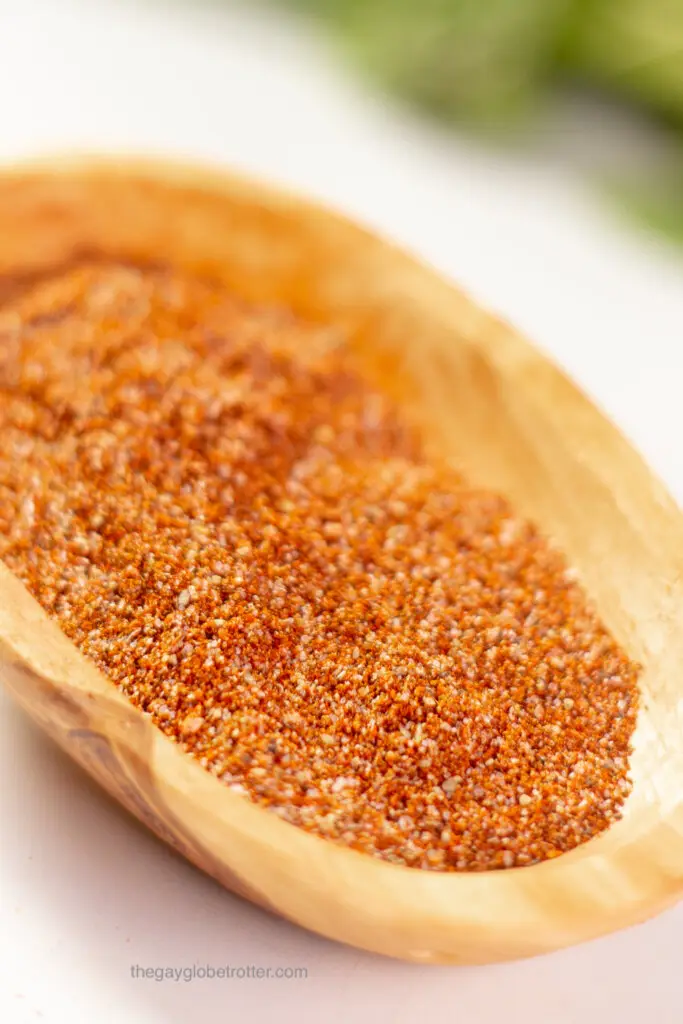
[0,261,639,871]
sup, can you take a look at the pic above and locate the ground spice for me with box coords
[0,261,640,871]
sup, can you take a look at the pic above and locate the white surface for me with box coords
[1,1,682,1021]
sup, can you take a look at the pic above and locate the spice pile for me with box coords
[0,262,639,871]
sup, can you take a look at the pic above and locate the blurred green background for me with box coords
[274,0,683,245]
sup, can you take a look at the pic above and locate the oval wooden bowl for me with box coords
[0,157,682,965]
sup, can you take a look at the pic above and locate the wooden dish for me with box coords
[0,157,682,966]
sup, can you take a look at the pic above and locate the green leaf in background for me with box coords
[291,0,683,132]
[303,0,577,128]
[605,170,683,246]
[281,0,683,247]
[567,0,683,127]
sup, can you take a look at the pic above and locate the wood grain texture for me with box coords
[0,156,682,964]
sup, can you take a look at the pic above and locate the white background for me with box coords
[1,1,683,1021]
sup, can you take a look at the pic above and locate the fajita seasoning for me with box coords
[0,261,639,872]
